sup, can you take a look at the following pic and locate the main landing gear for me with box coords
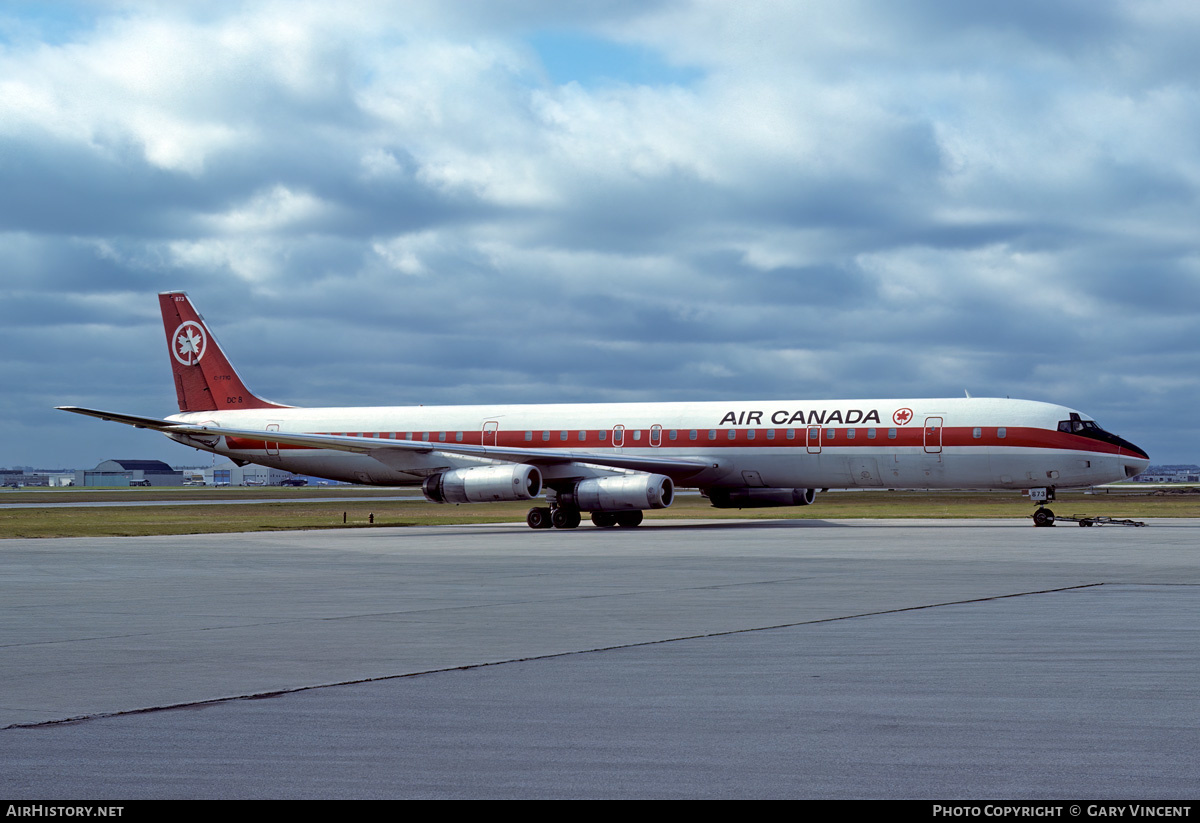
[526,506,552,529]
[525,506,644,529]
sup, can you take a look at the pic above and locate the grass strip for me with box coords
[3,489,1196,539]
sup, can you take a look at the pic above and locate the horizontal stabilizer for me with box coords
[56,406,180,431]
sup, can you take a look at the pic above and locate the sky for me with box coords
[2,0,1198,469]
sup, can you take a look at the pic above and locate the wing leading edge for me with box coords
[56,406,714,480]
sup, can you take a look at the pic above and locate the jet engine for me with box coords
[564,473,675,511]
[423,464,542,504]
[705,487,817,508]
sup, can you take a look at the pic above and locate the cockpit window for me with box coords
[1058,412,1103,435]
[1059,418,1102,434]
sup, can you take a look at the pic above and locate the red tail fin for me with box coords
[159,292,288,413]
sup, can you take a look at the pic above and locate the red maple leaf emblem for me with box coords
[893,408,913,425]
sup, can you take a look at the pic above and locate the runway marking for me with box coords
[2,581,1126,730]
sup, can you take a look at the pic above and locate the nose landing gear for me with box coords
[1029,487,1057,527]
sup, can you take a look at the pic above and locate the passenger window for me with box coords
[560,431,568,441]
[578,431,586,441]
[998,428,1007,439]
[973,427,981,439]
[888,428,897,439]
[669,430,678,441]
[747,429,755,440]
[786,429,795,440]
[599,431,607,441]
[825,429,835,440]
[766,429,775,440]
[438,432,446,441]
[868,428,876,439]
[689,430,698,440]
[708,430,716,440]
[525,431,532,441]
[633,430,642,441]
[542,431,550,441]
[846,429,855,439]
[727,429,736,440]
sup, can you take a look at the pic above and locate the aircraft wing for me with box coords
[57,407,715,480]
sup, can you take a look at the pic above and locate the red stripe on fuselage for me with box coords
[224,426,1130,457]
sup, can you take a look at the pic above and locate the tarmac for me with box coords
[2,517,1198,799]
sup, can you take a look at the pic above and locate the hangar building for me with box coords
[75,459,185,487]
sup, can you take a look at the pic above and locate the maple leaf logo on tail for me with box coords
[172,321,207,366]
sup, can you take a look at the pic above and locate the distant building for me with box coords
[1132,465,1200,483]
[1,470,75,487]
[203,461,304,486]
[76,459,185,487]
[1,470,46,487]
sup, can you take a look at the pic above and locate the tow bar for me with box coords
[1031,508,1146,527]
[1028,488,1146,527]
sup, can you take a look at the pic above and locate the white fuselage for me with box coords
[166,396,1149,491]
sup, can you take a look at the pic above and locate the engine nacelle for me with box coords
[569,474,674,512]
[423,465,542,504]
[706,487,817,509]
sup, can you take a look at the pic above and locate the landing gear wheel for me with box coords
[1033,507,1056,527]
[615,510,644,528]
[552,507,582,529]
[590,512,618,528]
[526,507,552,530]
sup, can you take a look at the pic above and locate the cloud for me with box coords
[1,1,1197,468]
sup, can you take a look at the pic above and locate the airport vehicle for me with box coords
[59,292,1150,529]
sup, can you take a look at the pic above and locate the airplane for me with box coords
[58,292,1150,529]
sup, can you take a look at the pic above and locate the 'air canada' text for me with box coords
[719,409,883,426]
